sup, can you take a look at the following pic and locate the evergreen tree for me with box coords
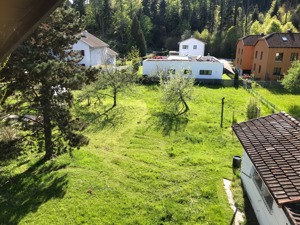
[131,15,147,56]
[0,6,89,160]
[73,0,86,17]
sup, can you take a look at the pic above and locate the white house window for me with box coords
[193,45,197,49]
[252,169,274,212]
[199,70,212,75]
[80,50,85,56]
[182,45,188,49]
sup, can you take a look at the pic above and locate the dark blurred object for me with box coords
[0,0,64,63]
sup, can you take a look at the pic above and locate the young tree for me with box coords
[282,60,300,93]
[246,98,259,120]
[79,67,136,115]
[0,6,89,160]
[72,0,86,17]
[160,73,194,117]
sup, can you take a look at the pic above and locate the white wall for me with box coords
[179,38,205,56]
[91,46,107,66]
[72,40,91,67]
[142,59,223,79]
[241,152,291,225]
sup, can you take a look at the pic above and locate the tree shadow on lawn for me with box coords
[150,112,189,136]
[0,159,69,225]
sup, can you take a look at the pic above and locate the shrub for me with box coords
[246,98,259,120]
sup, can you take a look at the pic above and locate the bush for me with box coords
[246,98,259,120]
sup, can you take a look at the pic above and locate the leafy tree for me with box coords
[79,67,136,115]
[160,73,194,116]
[282,60,300,93]
[0,6,89,160]
[250,20,263,34]
[131,15,147,56]
[222,26,239,59]
[265,18,282,33]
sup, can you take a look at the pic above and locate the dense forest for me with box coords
[72,0,300,58]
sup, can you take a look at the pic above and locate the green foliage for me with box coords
[160,73,194,116]
[282,60,300,93]
[250,20,263,34]
[131,15,147,56]
[246,98,259,120]
[0,6,88,160]
[265,17,282,33]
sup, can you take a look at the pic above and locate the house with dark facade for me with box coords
[235,31,300,81]
[232,112,300,225]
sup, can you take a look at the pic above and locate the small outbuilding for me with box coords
[232,112,300,225]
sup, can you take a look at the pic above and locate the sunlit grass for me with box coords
[0,85,271,224]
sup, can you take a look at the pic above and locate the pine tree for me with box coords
[0,6,89,160]
[73,0,86,17]
[131,15,147,56]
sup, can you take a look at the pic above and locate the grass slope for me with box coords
[0,85,269,225]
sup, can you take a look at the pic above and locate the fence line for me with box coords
[243,81,281,113]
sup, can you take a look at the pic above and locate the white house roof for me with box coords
[178,37,205,45]
[80,31,109,48]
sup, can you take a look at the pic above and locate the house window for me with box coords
[241,49,243,55]
[168,69,175,74]
[240,59,242,65]
[260,52,263,60]
[275,52,283,61]
[182,45,188,49]
[254,64,256,71]
[238,48,240,54]
[184,69,192,75]
[199,70,212,75]
[273,67,281,75]
[255,51,258,59]
[80,50,85,56]
[252,169,274,212]
[237,58,239,64]
[290,53,298,61]
[258,65,261,73]
[193,45,197,50]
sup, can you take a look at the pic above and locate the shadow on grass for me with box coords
[0,159,69,225]
[75,105,127,132]
[150,112,189,136]
[288,105,300,119]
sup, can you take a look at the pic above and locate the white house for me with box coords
[72,31,118,68]
[232,112,300,225]
[142,56,224,79]
[178,37,205,57]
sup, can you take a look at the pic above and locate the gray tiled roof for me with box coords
[232,112,300,225]
[262,32,300,48]
[241,35,262,46]
[80,31,109,48]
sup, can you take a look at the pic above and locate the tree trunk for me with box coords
[41,91,53,160]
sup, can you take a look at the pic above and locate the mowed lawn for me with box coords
[0,85,270,225]
[252,83,300,118]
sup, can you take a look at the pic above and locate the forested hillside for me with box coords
[73,0,300,58]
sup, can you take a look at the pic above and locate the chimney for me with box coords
[260,32,264,36]
[81,30,88,38]
[287,28,292,33]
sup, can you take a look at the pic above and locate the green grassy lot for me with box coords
[252,83,300,118]
[0,85,271,225]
